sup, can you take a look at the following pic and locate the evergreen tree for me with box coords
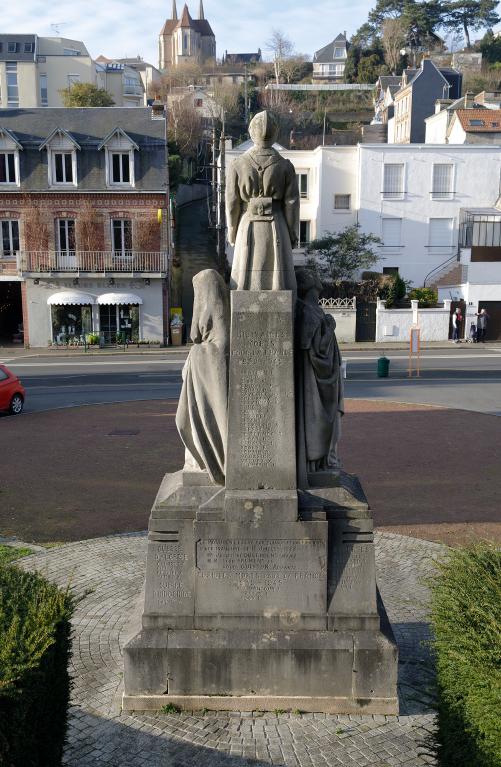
[442,0,500,49]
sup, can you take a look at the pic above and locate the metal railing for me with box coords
[123,84,144,96]
[319,297,356,309]
[20,251,168,274]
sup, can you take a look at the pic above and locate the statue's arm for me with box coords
[226,161,241,247]
[284,160,299,248]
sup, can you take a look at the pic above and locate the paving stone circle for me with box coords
[19,532,443,767]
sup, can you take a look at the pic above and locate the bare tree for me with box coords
[133,214,160,252]
[76,201,104,252]
[23,199,50,251]
[266,29,295,85]
[168,97,204,156]
[280,54,311,84]
[382,18,406,74]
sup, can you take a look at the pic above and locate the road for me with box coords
[2,345,501,416]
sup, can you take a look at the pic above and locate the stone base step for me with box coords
[122,693,399,715]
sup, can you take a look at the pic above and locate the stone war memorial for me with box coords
[123,110,398,714]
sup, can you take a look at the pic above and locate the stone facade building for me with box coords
[0,107,170,347]
[159,1,216,71]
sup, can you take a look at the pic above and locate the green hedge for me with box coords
[0,562,74,766]
[429,544,501,767]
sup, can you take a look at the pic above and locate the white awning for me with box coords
[47,291,96,306]
[97,292,143,305]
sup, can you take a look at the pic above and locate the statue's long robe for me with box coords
[226,147,299,291]
[175,271,229,485]
[295,300,344,488]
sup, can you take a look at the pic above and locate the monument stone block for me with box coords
[226,290,295,493]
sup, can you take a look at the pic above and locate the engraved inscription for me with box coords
[233,321,293,468]
[149,542,192,605]
[331,544,371,591]
[195,538,326,608]
[197,539,325,571]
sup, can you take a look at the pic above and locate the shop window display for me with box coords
[99,304,139,344]
[51,305,92,344]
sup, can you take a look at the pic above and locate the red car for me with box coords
[0,364,25,415]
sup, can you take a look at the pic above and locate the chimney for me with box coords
[464,91,474,109]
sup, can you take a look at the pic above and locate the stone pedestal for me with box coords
[123,291,398,714]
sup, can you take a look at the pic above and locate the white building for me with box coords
[0,35,95,108]
[223,141,501,333]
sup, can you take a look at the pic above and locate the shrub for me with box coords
[0,563,74,766]
[428,544,501,767]
[380,273,409,307]
[408,287,438,307]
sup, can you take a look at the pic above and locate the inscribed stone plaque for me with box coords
[144,533,194,616]
[194,522,327,616]
[328,542,377,615]
[226,291,295,491]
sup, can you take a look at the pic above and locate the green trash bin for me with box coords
[377,356,390,378]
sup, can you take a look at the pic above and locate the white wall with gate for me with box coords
[376,298,453,342]
[320,297,356,342]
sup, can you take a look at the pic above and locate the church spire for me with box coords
[198,0,204,19]
[172,0,178,19]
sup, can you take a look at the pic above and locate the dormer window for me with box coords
[39,128,80,188]
[98,128,138,188]
[0,128,22,186]
[53,153,74,183]
[0,153,16,183]
[111,153,131,184]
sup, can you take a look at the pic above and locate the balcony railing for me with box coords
[123,85,143,96]
[20,251,168,275]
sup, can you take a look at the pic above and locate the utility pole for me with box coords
[211,120,217,220]
[244,63,248,128]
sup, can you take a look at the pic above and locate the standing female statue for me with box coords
[226,110,299,291]
[295,269,344,489]
[176,269,230,485]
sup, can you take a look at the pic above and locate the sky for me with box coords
[4,0,378,65]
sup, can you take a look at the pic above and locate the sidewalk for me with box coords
[2,340,498,359]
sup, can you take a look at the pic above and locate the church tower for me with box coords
[158,1,216,70]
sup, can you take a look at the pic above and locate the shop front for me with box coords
[47,290,143,345]
[48,291,95,345]
[97,293,142,344]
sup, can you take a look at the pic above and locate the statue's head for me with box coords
[249,110,279,148]
[296,268,323,299]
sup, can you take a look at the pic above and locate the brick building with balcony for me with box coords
[0,107,170,347]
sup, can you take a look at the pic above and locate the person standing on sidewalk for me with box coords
[476,308,489,343]
[452,307,463,343]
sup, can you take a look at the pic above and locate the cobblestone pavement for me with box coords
[20,532,443,767]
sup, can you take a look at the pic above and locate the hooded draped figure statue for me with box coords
[175,269,230,485]
[226,110,299,291]
[295,268,344,489]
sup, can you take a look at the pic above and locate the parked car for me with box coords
[0,365,25,415]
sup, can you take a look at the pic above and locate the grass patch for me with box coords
[161,703,181,714]
[428,543,501,767]
[0,544,33,566]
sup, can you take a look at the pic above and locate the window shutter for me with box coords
[429,218,453,246]
[432,164,453,196]
[383,164,404,196]
[382,218,402,246]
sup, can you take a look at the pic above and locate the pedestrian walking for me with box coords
[476,308,489,343]
[452,307,463,343]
